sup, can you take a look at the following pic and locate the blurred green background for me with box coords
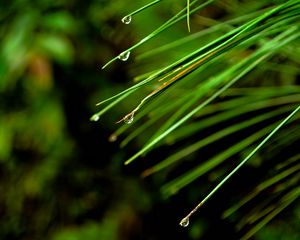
[0,1,299,240]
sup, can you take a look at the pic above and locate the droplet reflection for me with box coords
[90,114,99,122]
[124,114,134,124]
[118,51,130,61]
[122,15,132,24]
[179,217,189,227]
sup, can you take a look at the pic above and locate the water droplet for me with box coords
[122,15,132,24]
[90,114,99,121]
[124,114,134,124]
[179,217,189,227]
[118,51,130,61]
[108,134,117,142]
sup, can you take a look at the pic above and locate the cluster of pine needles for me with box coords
[94,0,300,239]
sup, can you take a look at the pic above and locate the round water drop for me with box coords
[90,114,99,122]
[124,114,134,124]
[108,134,117,142]
[122,15,132,24]
[179,217,189,227]
[118,51,130,61]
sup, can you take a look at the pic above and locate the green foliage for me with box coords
[95,0,300,239]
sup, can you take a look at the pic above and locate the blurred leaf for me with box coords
[42,11,77,34]
[35,33,74,64]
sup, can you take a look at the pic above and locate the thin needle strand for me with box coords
[187,0,191,32]
[179,103,300,226]
[122,0,161,19]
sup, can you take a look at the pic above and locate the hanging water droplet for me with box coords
[122,15,132,24]
[124,114,134,124]
[90,114,99,121]
[118,51,131,61]
[179,217,189,227]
